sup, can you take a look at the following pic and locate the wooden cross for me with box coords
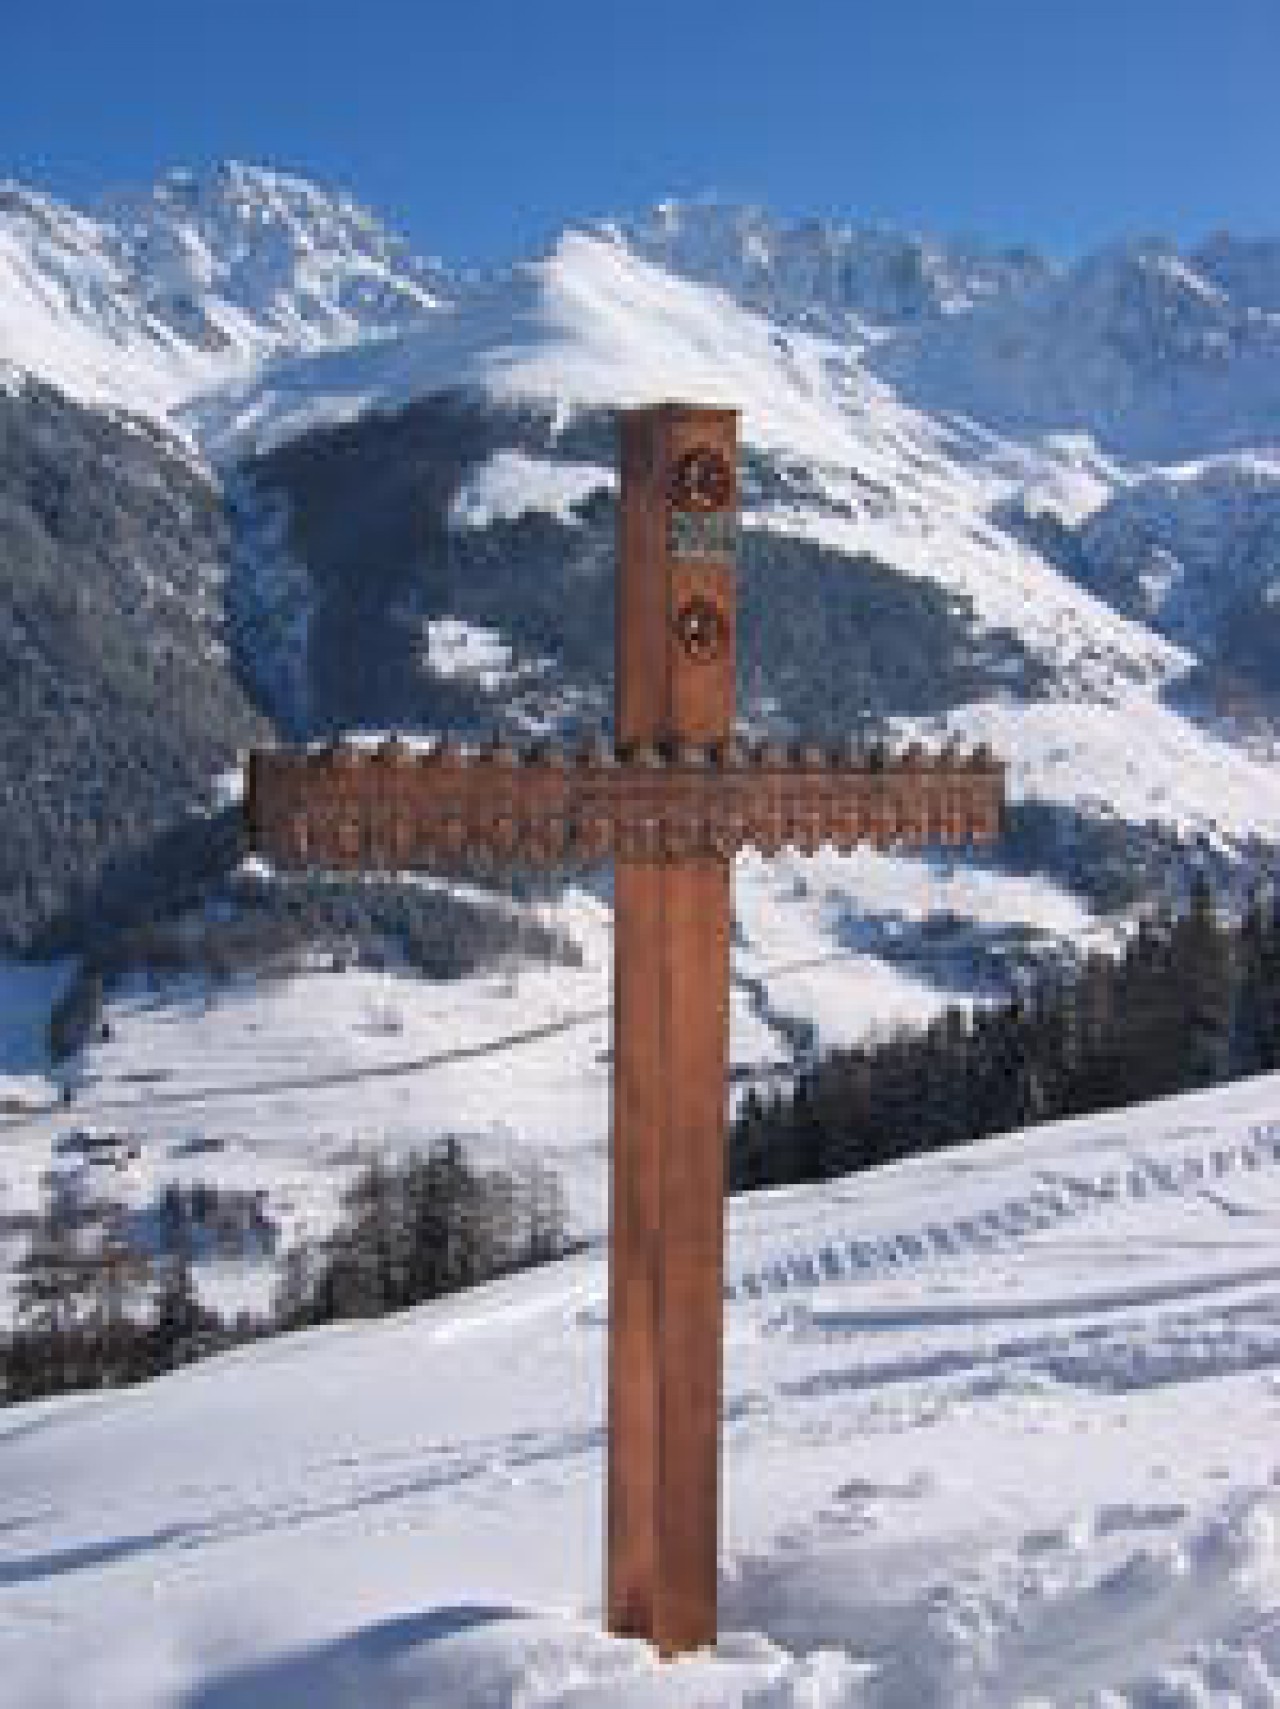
[245,403,1004,1657]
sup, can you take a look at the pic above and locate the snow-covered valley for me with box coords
[0,843,1101,1304]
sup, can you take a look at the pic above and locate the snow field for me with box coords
[448,449,614,530]
[0,165,450,430]
[923,693,1280,850]
[7,165,1280,1703]
[9,1075,1280,1703]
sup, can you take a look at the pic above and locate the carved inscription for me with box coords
[667,509,736,560]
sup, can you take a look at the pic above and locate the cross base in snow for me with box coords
[245,403,1004,1657]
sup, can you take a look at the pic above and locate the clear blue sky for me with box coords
[4,0,1276,264]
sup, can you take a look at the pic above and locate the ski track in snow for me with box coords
[729,1118,1280,1303]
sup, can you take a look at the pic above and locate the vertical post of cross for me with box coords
[608,404,738,1656]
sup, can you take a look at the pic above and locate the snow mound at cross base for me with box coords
[178,1614,871,1708]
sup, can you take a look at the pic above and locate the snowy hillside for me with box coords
[0,163,453,423]
[580,205,1280,462]
[1074,455,1280,666]
[9,1073,1280,1705]
[5,166,1278,469]
[0,370,271,953]
[0,846,1102,1303]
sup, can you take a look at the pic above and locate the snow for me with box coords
[619,198,1054,332]
[190,229,889,460]
[192,228,1204,687]
[448,449,614,529]
[424,617,517,690]
[190,220,1280,852]
[9,170,1280,862]
[916,693,1280,849]
[731,846,1100,1054]
[872,240,1280,463]
[11,1067,1280,1704]
[1074,452,1280,645]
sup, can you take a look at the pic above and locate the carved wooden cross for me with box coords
[245,403,1004,1657]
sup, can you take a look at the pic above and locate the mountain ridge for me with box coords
[0,160,456,425]
[5,162,1279,463]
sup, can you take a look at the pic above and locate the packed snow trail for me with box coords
[9,1074,1280,1704]
[0,1007,603,1134]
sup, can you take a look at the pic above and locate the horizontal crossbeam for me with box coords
[246,737,1004,871]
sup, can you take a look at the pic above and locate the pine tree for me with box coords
[273,1241,316,1329]
[150,1247,206,1372]
[85,1201,150,1385]
[13,1203,86,1395]
[1174,873,1233,1088]
[730,1088,771,1190]
[338,1157,404,1313]
[524,1161,568,1265]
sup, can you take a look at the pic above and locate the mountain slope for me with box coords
[579,206,1280,462]
[1077,454,1280,674]
[195,226,1170,691]
[0,372,268,952]
[4,167,1280,952]
[619,198,1053,331]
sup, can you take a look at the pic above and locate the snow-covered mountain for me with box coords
[873,239,1280,461]
[1076,454,1280,650]
[583,204,1280,462]
[0,162,454,422]
[616,198,1053,331]
[6,167,1278,468]
[4,161,1280,958]
[1194,230,1280,314]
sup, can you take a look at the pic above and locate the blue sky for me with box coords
[4,1,1276,263]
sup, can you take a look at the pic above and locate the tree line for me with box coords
[4,1188,229,1404]
[274,1140,572,1329]
[731,874,1272,1191]
[1,1139,571,1405]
